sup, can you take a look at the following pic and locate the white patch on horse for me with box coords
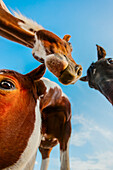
[53,138,57,141]
[40,158,49,170]
[93,68,96,75]
[5,100,41,170]
[41,136,46,141]
[39,94,44,99]
[106,79,113,82]
[60,140,70,170]
[45,53,68,68]
[95,72,101,80]
[41,77,68,98]
[32,34,46,60]
[13,11,44,34]
[0,72,4,74]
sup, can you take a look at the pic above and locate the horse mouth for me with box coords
[58,64,82,85]
[81,62,97,88]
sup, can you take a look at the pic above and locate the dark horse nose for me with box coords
[75,65,82,76]
[87,62,95,77]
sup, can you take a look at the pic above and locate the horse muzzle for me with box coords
[45,53,82,85]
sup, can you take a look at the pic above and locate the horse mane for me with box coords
[13,10,44,34]
[0,0,10,13]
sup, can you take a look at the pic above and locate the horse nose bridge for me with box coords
[87,63,96,78]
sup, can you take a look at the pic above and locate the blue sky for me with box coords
[1,0,113,169]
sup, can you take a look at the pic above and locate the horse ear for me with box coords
[96,44,106,60]
[25,64,46,81]
[63,35,71,42]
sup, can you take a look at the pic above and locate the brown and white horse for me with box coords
[0,0,82,85]
[0,64,71,170]
[81,45,113,105]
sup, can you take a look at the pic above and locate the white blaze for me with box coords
[32,34,46,60]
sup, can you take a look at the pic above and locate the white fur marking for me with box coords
[40,158,50,170]
[93,68,96,75]
[45,53,68,66]
[106,79,113,82]
[13,11,44,34]
[53,138,57,141]
[32,34,47,60]
[60,140,70,170]
[4,100,41,170]
[41,136,46,141]
[41,77,67,98]
[39,94,44,99]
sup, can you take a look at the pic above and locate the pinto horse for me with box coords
[80,45,113,105]
[0,64,71,170]
[0,0,82,85]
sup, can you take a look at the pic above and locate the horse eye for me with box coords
[0,80,15,90]
[107,58,113,64]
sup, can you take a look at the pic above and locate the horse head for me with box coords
[81,45,113,105]
[0,0,82,85]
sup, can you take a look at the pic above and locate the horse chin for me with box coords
[45,53,68,78]
[98,80,113,105]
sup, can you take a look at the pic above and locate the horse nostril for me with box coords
[75,65,82,76]
[77,68,82,76]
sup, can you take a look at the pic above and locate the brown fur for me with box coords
[39,86,71,158]
[0,1,82,85]
[0,65,45,169]
[36,30,75,63]
[0,7,34,48]
[0,65,71,169]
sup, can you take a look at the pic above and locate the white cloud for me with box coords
[69,115,113,170]
[71,115,113,147]
[34,115,113,170]
[34,151,113,170]
[70,151,113,170]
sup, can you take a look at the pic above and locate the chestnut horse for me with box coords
[81,45,113,105]
[0,0,82,85]
[0,64,71,170]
